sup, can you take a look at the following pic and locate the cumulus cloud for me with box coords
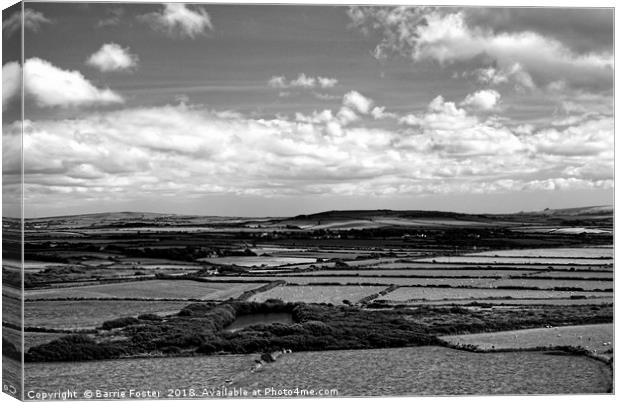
[2,61,21,111]
[139,4,213,39]
[86,43,139,72]
[370,106,397,120]
[348,7,613,91]
[460,89,501,110]
[9,87,611,211]
[3,8,52,37]
[268,74,338,89]
[5,58,124,108]
[342,91,373,114]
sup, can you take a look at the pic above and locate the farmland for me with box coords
[249,285,386,304]
[24,280,266,300]
[441,324,613,356]
[4,206,613,396]
[24,300,191,329]
[374,287,609,302]
[234,346,611,395]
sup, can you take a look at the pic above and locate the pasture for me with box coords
[24,280,265,300]
[249,285,387,304]
[24,300,190,329]
[234,346,612,395]
[441,323,613,354]
[375,287,610,302]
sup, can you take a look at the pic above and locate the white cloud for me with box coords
[460,89,501,110]
[2,62,21,111]
[336,107,359,125]
[317,77,338,88]
[267,74,338,89]
[139,4,213,39]
[342,91,373,114]
[268,76,287,88]
[6,90,610,208]
[290,73,316,88]
[348,7,613,90]
[18,58,123,107]
[3,8,52,37]
[370,106,397,120]
[86,43,139,72]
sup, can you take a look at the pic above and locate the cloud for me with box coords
[317,77,338,88]
[268,74,339,89]
[370,106,397,120]
[348,7,613,91]
[8,58,124,108]
[139,4,213,39]
[460,89,501,110]
[3,8,52,37]
[268,76,287,89]
[86,43,139,72]
[2,62,21,111]
[6,89,611,209]
[342,91,373,114]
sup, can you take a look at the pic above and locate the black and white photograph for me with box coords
[1,1,615,399]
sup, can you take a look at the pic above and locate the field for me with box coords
[375,287,609,302]
[6,207,613,396]
[198,256,317,267]
[204,275,612,291]
[418,256,612,265]
[24,300,191,329]
[441,324,613,355]
[24,280,266,300]
[471,248,613,258]
[249,285,386,304]
[403,298,613,306]
[234,346,612,395]
[25,354,255,393]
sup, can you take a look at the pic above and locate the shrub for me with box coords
[100,316,139,330]
[138,313,163,321]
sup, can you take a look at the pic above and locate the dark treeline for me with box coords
[23,301,612,363]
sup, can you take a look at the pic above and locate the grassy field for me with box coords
[376,261,613,271]
[418,256,612,265]
[441,323,613,354]
[199,256,317,267]
[294,269,543,277]
[215,275,611,291]
[491,278,612,291]
[24,300,190,329]
[401,298,613,306]
[234,346,612,395]
[471,248,613,258]
[24,280,266,300]
[249,285,387,304]
[375,287,610,302]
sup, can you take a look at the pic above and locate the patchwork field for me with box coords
[199,256,317,267]
[249,285,386,304]
[441,324,613,354]
[403,298,613,306]
[234,346,612,395]
[11,209,615,397]
[471,248,613,258]
[24,300,190,329]
[375,287,609,302]
[24,280,265,300]
[418,256,612,265]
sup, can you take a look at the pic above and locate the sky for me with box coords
[1,2,614,218]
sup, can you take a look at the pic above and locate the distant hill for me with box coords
[530,205,613,216]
